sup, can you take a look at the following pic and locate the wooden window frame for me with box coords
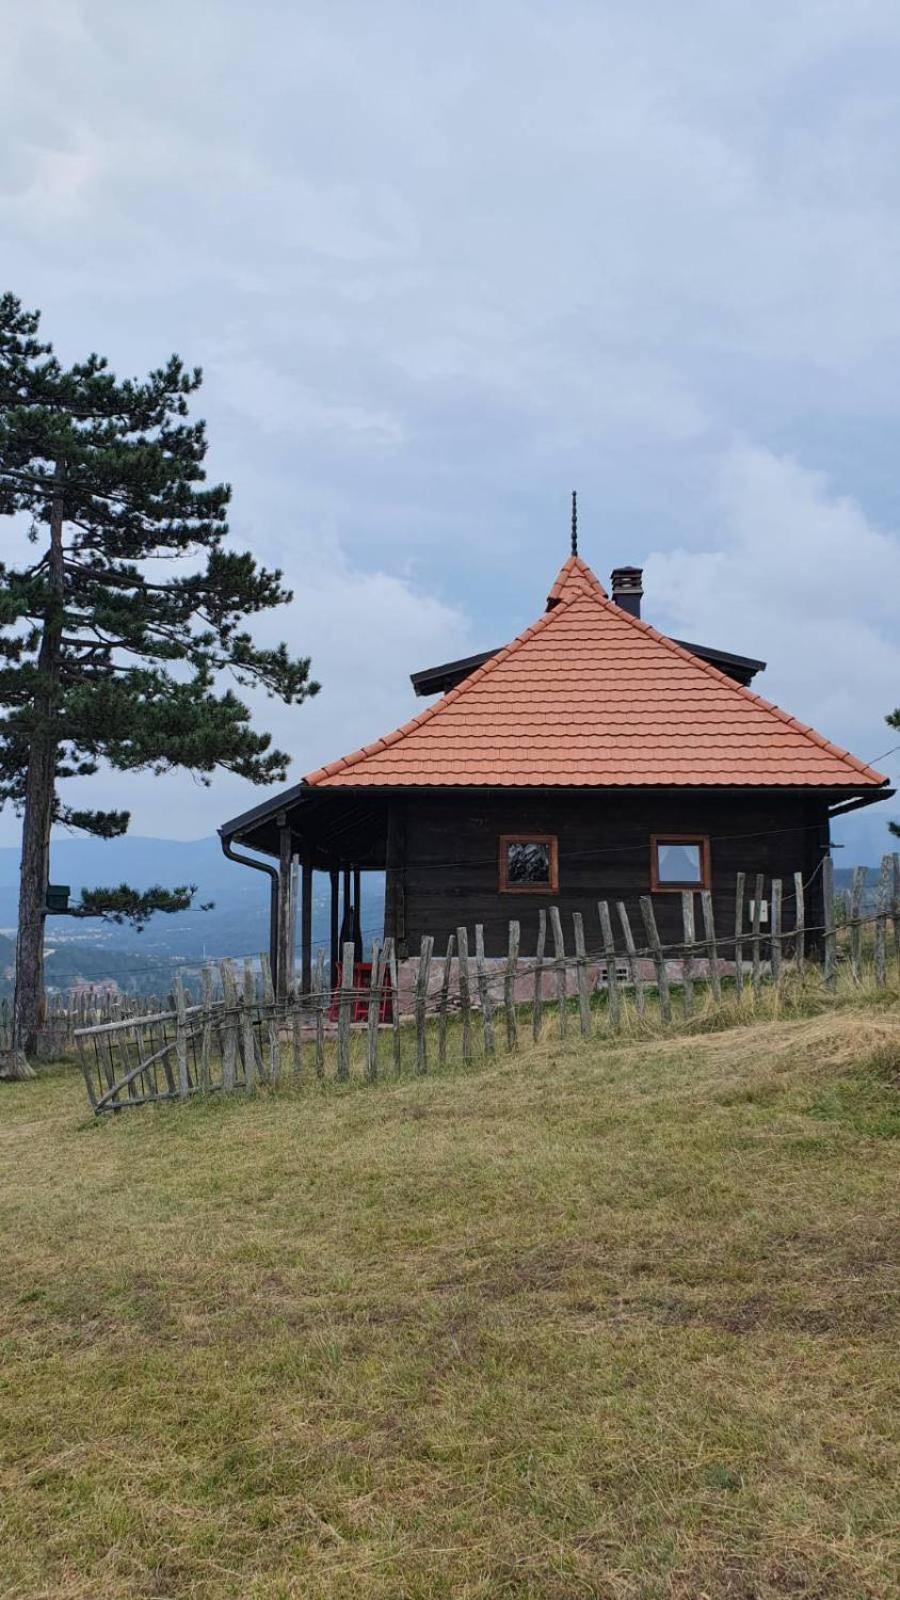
[499,834,559,895]
[650,834,711,893]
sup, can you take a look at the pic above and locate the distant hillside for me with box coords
[0,835,237,919]
[0,836,385,996]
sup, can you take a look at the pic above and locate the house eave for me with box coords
[218,779,892,860]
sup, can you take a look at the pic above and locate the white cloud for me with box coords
[244,545,473,787]
[645,444,900,850]
[209,355,405,446]
[31,548,472,843]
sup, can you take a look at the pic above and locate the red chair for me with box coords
[330,961,394,1022]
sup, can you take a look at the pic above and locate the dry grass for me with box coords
[1,988,898,1599]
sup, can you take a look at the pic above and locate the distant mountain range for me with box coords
[0,836,385,997]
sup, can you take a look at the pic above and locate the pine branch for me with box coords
[68,882,200,929]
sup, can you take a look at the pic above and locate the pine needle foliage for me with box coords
[0,291,318,1062]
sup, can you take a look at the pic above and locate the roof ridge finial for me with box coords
[571,489,578,557]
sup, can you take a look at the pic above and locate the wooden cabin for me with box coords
[219,553,891,994]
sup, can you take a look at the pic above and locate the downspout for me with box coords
[219,832,280,988]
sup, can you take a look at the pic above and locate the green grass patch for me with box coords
[805,1041,900,1139]
[0,999,898,1598]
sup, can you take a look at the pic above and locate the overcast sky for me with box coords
[2,0,899,858]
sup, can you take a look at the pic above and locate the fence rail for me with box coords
[68,856,900,1115]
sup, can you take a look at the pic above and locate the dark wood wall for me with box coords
[385,790,830,958]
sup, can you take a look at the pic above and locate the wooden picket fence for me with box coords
[0,984,157,1058]
[73,856,900,1116]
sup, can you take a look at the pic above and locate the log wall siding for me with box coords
[386,791,828,957]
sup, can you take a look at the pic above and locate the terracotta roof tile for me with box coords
[304,557,888,791]
[545,554,608,607]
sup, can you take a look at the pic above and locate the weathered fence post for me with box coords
[260,951,279,1083]
[548,906,568,1040]
[572,913,593,1039]
[822,855,837,990]
[173,974,190,1100]
[438,934,456,1067]
[597,901,621,1034]
[751,874,764,997]
[242,959,257,1089]
[875,856,891,989]
[505,921,520,1052]
[733,872,745,1000]
[148,1017,165,1100]
[76,1032,98,1113]
[219,960,238,1090]
[640,897,671,1023]
[337,941,355,1081]
[314,947,326,1079]
[456,926,472,1063]
[415,935,434,1074]
[158,1006,177,1098]
[850,865,865,982]
[680,892,695,1019]
[893,853,900,978]
[474,925,495,1057]
[532,909,546,1041]
[389,941,402,1075]
[101,1030,120,1107]
[133,1020,152,1101]
[770,879,783,987]
[700,889,721,1004]
[366,937,385,1083]
[617,902,645,1018]
[290,963,303,1079]
[793,871,805,974]
[199,966,213,1092]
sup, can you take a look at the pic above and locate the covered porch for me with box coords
[218,785,395,999]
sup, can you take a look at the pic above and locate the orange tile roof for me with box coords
[545,553,608,607]
[305,559,888,791]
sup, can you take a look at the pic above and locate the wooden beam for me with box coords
[301,854,313,998]
[385,800,407,957]
[277,822,293,1000]
[288,857,298,990]
[329,869,340,988]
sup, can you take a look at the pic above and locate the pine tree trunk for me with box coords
[6,741,54,1073]
[1,463,65,1081]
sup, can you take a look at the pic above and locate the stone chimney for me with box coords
[610,566,643,619]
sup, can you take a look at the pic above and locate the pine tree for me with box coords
[0,293,318,1077]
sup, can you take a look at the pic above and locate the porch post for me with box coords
[288,856,298,986]
[277,819,293,1001]
[301,853,313,997]
[353,867,362,956]
[329,869,340,987]
[385,799,407,958]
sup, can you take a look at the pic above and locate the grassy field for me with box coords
[1,989,898,1599]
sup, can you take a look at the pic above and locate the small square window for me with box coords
[650,835,710,891]
[499,835,558,893]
